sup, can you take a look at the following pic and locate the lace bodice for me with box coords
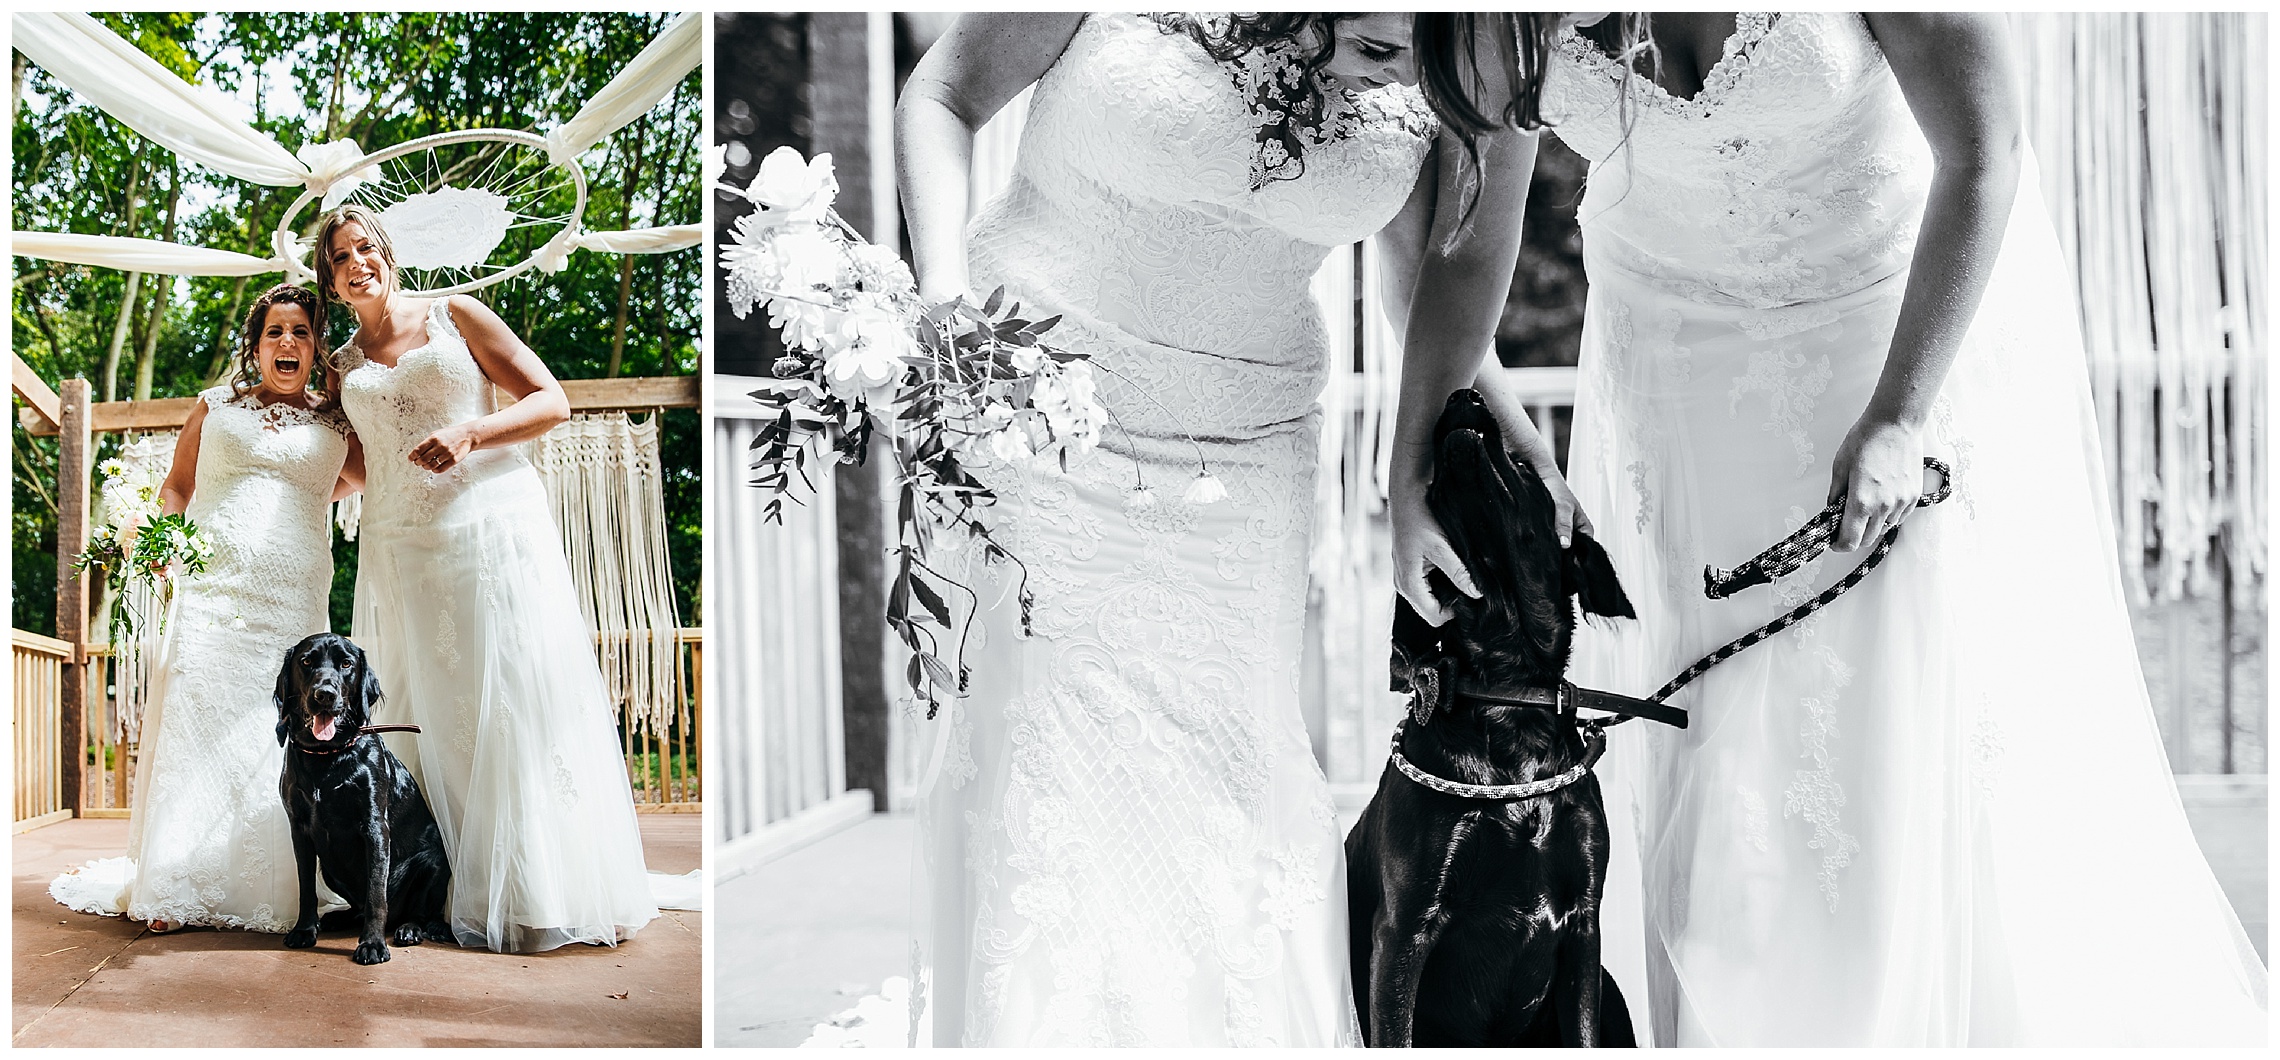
[185,386,350,594]
[1542,12,1932,309]
[338,298,527,527]
[967,13,1433,442]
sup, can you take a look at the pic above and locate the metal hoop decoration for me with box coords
[274,128,590,298]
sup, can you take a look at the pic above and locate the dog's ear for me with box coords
[274,650,298,747]
[1563,530,1636,621]
[1390,598,1456,723]
[354,646,385,723]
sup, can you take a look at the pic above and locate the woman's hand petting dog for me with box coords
[1394,454,1591,627]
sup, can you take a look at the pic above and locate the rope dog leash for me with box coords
[1389,457,1953,797]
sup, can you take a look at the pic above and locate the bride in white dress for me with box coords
[894,12,1519,1046]
[1395,12,2267,1046]
[50,285,358,932]
[318,204,658,953]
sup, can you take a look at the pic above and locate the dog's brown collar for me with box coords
[293,723,422,756]
[1456,680,1689,729]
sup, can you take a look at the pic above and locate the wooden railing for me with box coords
[12,631,71,831]
[709,389,872,877]
[13,627,704,829]
[621,628,703,811]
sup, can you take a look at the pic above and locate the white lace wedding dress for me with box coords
[911,13,1434,1047]
[49,388,350,931]
[1542,13,2267,1045]
[339,298,658,953]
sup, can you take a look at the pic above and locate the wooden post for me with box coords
[809,12,892,812]
[56,378,91,815]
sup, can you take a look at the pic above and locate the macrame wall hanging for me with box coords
[2013,11,2266,606]
[529,412,684,735]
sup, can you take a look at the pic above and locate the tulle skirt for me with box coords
[1570,162,2267,1045]
[353,462,659,953]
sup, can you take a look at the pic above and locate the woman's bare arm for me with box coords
[407,295,572,472]
[158,399,210,516]
[333,433,366,501]
[896,13,1084,302]
[1835,13,2024,549]
[1388,117,1558,624]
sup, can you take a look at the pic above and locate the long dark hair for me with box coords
[230,283,331,408]
[1412,13,1655,229]
[1154,13,1362,187]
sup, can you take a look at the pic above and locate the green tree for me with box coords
[13,12,701,637]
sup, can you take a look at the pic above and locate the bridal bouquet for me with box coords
[74,446,215,648]
[717,146,1113,717]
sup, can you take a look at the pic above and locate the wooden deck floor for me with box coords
[13,814,702,1048]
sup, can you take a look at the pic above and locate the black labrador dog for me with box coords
[274,632,452,964]
[1346,390,1640,1047]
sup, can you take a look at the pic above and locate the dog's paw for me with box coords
[392,923,425,947]
[423,921,456,944]
[283,926,319,949]
[351,940,392,965]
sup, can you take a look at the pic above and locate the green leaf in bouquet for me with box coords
[917,651,960,694]
[910,573,953,630]
[981,285,1007,317]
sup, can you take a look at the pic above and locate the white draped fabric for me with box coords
[545,11,701,165]
[12,12,698,282]
[11,12,309,187]
[8,232,285,277]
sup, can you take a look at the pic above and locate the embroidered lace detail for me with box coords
[1783,645,1860,912]
[1729,345,1833,476]
[920,11,1408,1044]
[1739,785,1770,852]
[1970,701,2006,799]
[86,382,351,931]
[1148,14,1435,190]
[1555,13,1781,119]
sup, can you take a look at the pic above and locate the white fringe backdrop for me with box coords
[529,411,685,733]
[2015,12,2267,604]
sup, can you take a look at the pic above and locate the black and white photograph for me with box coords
[709,10,2267,1049]
[10,10,703,1047]
[706,8,2261,1048]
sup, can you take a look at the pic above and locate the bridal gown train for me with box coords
[49,387,349,930]
[1541,12,2267,1045]
[340,298,658,953]
[911,13,1434,1046]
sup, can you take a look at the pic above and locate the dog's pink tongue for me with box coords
[312,716,338,741]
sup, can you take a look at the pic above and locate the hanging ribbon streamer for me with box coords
[544,10,701,166]
[12,11,700,282]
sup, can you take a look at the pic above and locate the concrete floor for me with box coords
[717,814,915,1048]
[14,814,701,1048]
[724,787,2268,1047]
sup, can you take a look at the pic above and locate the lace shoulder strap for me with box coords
[428,295,465,340]
[312,402,355,439]
[199,385,237,412]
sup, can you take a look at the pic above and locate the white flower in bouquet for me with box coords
[1183,471,1229,505]
[848,242,917,298]
[770,226,848,294]
[1031,360,1106,456]
[822,305,916,409]
[767,292,841,353]
[988,419,1037,463]
[745,147,838,229]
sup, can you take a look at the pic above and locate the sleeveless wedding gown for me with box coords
[1542,13,2267,1045]
[911,13,1433,1046]
[340,298,658,953]
[49,387,349,930]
